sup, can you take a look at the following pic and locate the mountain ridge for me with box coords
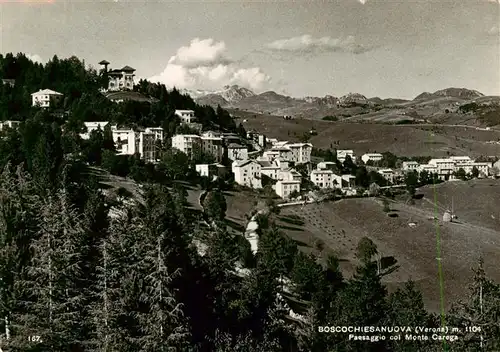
[189,85,498,126]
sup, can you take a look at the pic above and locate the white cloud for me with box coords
[358,0,368,4]
[26,54,44,64]
[266,34,374,54]
[150,38,272,92]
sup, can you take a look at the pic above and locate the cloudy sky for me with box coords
[0,0,499,99]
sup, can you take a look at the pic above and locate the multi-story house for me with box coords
[258,159,281,180]
[336,149,355,163]
[449,156,473,163]
[427,158,456,180]
[81,121,110,140]
[232,160,262,189]
[171,134,201,158]
[317,161,338,170]
[201,136,224,162]
[378,168,395,183]
[138,130,161,163]
[263,147,293,162]
[286,143,312,164]
[171,134,224,162]
[195,163,227,180]
[112,127,137,155]
[175,110,196,124]
[227,143,248,161]
[145,127,164,141]
[0,120,21,131]
[275,179,301,199]
[31,89,64,108]
[278,168,301,182]
[418,164,438,174]
[361,153,383,164]
[310,169,336,188]
[334,174,356,189]
[111,126,163,162]
[402,161,420,172]
[454,161,492,176]
[104,64,136,91]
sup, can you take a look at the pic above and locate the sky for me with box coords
[0,0,499,99]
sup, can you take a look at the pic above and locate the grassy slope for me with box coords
[234,113,500,157]
[274,194,500,313]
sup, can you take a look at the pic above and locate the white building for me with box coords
[105,65,135,91]
[172,134,201,158]
[232,160,262,189]
[258,159,281,180]
[418,164,438,174]
[278,168,301,182]
[378,168,395,183]
[361,153,383,164]
[338,174,356,189]
[337,149,355,163]
[227,143,248,161]
[449,156,473,163]
[112,127,137,155]
[427,158,456,179]
[286,143,312,164]
[275,180,301,199]
[172,134,224,162]
[175,110,196,124]
[201,136,224,162]
[317,161,337,170]
[196,163,227,180]
[258,134,266,148]
[454,161,491,176]
[31,89,63,108]
[310,169,336,188]
[81,121,110,140]
[402,161,420,172]
[145,127,164,141]
[0,120,20,131]
[139,129,163,163]
[263,147,293,162]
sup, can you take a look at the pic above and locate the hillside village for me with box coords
[4,62,499,207]
[1,53,500,351]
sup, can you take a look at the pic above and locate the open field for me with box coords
[274,197,500,313]
[414,178,500,232]
[233,112,500,157]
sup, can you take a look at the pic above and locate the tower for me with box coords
[98,60,110,74]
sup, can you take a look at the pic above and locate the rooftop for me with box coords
[234,160,256,168]
[228,143,246,149]
[31,88,63,96]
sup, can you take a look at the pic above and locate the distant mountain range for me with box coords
[186,85,499,125]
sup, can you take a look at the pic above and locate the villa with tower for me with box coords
[98,60,136,92]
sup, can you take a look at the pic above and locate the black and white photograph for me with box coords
[0,0,499,350]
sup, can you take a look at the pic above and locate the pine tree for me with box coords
[449,258,500,351]
[90,206,140,352]
[386,280,435,351]
[10,189,87,351]
[136,215,191,351]
[0,164,41,348]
